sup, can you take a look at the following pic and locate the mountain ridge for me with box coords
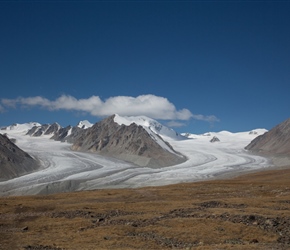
[11,114,187,167]
[0,115,272,195]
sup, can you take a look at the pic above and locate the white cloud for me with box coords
[1,94,194,120]
[166,121,186,127]
[0,104,5,113]
[192,114,220,123]
[1,98,17,108]
[1,94,219,123]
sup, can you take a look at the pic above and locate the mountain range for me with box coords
[56,114,185,167]
[1,114,289,192]
[1,114,187,173]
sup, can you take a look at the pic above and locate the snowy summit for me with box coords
[113,114,186,140]
[76,120,93,129]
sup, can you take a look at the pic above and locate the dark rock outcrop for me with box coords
[245,118,290,156]
[210,136,220,143]
[51,126,83,143]
[0,134,39,181]
[44,123,61,135]
[26,123,61,137]
[71,115,186,167]
[26,124,49,136]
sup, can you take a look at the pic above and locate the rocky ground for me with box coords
[1,166,290,250]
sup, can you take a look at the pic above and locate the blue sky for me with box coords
[0,0,289,134]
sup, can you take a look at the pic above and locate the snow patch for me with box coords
[3,122,41,132]
[77,120,93,129]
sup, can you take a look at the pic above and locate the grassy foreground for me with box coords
[1,167,290,250]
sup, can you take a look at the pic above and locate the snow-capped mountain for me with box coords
[24,120,92,139]
[113,114,188,154]
[182,129,268,141]
[26,122,61,137]
[1,120,93,137]
[0,114,274,196]
[72,115,186,167]
[0,122,41,133]
[76,120,93,129]
[0,117,268,147]
[0,115,187,168]
[114,114,186,140]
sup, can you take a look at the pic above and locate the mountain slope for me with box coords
[245,118,290,155]
[0,134,39,181]
[72,115,186,167]
[51,125,83,143]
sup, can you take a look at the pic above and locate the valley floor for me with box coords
[1,166,290,249]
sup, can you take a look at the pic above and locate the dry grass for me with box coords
[1,167,290,249]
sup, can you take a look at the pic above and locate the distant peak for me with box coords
[51,122,61,127]
[77,120,93,129]
[113,114,186,141]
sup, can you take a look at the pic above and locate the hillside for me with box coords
[245,118,290,156]
[1,167,290,249]
[0,134,39,180]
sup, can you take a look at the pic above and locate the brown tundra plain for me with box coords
[1,166,290,250]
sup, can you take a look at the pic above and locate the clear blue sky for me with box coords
[0,0,289,134]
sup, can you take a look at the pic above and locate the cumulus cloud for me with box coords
[166,121,186,127]
[1,94,194,120]
[1,94,219,123]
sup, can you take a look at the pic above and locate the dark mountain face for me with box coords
[50,126,73,141]
[26,123,60,137]
[51,126,83,143]
[71,115,186,167]
[44,123,60,135]
[26,124,50,136]
[245,118,290,156]
[0,134,39,181]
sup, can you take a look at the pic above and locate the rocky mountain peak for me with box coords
[71,114,186,167]
[210,136,220,143]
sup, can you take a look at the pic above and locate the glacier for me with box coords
[0,117,270,196]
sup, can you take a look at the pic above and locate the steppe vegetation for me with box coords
[1,167,290,249]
